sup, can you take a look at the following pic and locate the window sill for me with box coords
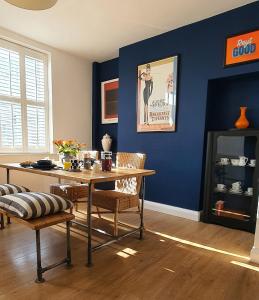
[0,152,56,156]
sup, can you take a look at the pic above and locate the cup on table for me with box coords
[83,158,92,170]
[70,159,83,171]
[63,161,72,170]
[220,158,229,165]
[249,159,256,167]
[101,151,112,172]
[92,161,101,172]
[239,156,248,166]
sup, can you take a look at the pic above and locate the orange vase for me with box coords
[235,107,249,129]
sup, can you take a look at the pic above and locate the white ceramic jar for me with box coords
[101,134,112,151]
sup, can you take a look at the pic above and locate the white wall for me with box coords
[0,27,92,192]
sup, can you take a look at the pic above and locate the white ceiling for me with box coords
[0,0,256,62]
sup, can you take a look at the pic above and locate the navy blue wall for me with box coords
[117,2,259,211]
[92,2,259,211]
[92,58,119,152]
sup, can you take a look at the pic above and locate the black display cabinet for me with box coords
[202,130,259,233]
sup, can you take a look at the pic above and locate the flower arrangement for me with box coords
[53,140,86,157]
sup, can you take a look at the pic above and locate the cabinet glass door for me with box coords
[211,135,257,222]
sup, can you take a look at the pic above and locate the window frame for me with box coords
[0,37,52,154]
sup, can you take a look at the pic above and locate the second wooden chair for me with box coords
[92,152,146,236]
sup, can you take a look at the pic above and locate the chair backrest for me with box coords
[115,152,146,195]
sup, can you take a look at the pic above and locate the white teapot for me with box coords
[101,134,112,151]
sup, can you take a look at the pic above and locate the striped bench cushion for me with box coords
[0,184,29,196]
[0,192,73,219]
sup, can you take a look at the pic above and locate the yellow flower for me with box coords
[67,140,74,145]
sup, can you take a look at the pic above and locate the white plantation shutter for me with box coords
[0,101,22,149]
[27,106,46,148]
[0,47,20,98]
[25,56,45,102]
[0,38,50,152]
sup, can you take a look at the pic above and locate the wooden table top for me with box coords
[0,163,155,184]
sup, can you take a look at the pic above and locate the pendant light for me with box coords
[4,0,58,10]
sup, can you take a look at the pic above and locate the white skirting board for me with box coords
[144,200,201,221]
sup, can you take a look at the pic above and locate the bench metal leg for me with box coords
[34,222,72,283]
[35,229,45,283]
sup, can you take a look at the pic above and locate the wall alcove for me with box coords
[201,71,259,211]
[206,71,259,132]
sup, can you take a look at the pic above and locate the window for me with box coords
[0,38,50,153]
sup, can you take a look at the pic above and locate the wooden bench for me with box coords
[0,209,74,283]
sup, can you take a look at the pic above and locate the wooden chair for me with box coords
[50,151,98,213]
[92,152,146,236]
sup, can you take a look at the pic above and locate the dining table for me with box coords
[0,163,155,266]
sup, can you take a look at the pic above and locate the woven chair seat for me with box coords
[92,190,139,212]
[50,184,89,201]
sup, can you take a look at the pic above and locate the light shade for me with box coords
[4,0,58,10]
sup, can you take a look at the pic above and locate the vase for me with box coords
[235,107,249,129]
[60,153,74,164]
[101,134,112,151]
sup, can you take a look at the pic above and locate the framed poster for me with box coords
[224,29,259,67]
[137,56,178,132]
[101,78,119,124]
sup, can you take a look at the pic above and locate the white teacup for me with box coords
[232,181,241,186]
[217,184,226,191]
[246,187,253,195]
[220,158,229,165]
[239,156,248,166]
[232,182,242,190]
[249,159,256,167]
[231,159,240,166]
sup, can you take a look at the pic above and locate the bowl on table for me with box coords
[31,160,57,170]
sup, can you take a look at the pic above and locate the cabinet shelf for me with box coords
[212,208,250,221]
[216,163,255,168]
[213,190,253,198]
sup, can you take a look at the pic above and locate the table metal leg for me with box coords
[87,182,93,267]
[66,221,72,266]
[6,168,10,184]
[0,214,4,230]
[140,177,146,240]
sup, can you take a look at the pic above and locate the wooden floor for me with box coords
[0,206,258,300]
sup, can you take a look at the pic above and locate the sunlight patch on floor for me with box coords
[149,230,249,260]
[116,248,138,258]
[231,261,259,272]
[163,267,175,273]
